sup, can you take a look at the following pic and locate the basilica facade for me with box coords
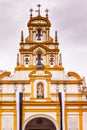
[0,5,87,130]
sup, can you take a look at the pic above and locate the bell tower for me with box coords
[0,4,86,130]
[15,5,64,71]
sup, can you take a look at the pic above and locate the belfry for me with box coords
[0,5,87,130]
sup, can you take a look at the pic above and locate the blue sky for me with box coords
[0,0,87,79]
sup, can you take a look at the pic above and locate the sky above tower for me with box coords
[0,0,87,79]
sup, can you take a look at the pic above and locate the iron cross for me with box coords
[36,4,41,15]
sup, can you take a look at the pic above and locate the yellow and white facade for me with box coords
[0,5,87,130]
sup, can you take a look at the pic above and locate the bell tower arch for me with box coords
[15,4,64,71]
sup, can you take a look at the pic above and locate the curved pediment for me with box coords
[27,15,51,27]
[67,71,82,80]
[29,70,52,78]
[0,71,11,79]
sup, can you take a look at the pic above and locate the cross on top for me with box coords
[36,4,41,15]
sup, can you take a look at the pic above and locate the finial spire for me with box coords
[59,53,62,66]
[21,30,24,42]
[36,4,41,15]
[55,31,58,43]
[45,8,49,18]
[82,77,87,88]
[0,84,2,93]
[17,53,19,66]
[30,8,33,17]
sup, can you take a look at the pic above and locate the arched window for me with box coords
[50,54,54,65]
[24,54,29,67]
[36,28,43,41]
[36,51,44,69]
[37,83,44,99]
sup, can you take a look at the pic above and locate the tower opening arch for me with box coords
[23,114,59,130]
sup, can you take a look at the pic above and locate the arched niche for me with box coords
[37,82,44,99]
